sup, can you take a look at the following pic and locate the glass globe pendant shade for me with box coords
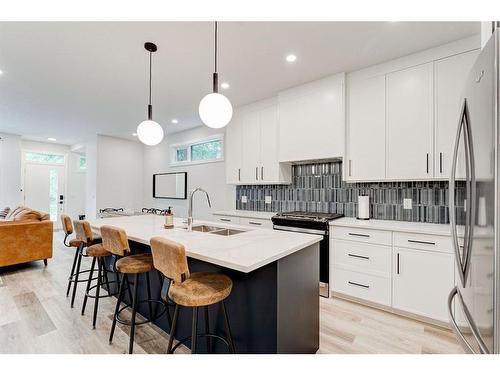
[136,120,164,146]
[198,92,233,129]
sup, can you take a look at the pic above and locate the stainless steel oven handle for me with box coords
[273,225,327,236]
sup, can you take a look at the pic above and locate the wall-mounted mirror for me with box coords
[153,172,187,199]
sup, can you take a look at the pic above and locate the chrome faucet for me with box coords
[187,187,211,231]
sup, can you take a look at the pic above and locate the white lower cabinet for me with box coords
[392,247,454,322]
[331,225,456,324]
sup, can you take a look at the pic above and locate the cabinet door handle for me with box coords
[238,168,241,181]
[349,160,352,177]
[255,167,258,180]
[397,253,400,274]
[219,218,231,222]
[348,253,370,260]
[426,153,429,174]
[248,221,262,226]
[408,239,436,246]
[440,152,443,174]
[348,281,369,289]
[261,166,264,180]
[348,232,370,238]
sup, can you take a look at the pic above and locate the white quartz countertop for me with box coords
[89,215,321,273]
[212,210,276,220]
[330,217,462,236]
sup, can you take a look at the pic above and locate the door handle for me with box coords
[238,168,241,181]
[348,232,370,238]
[407,239,436,246]
[396,253,400,274]
[261,166,264,180]
[426,153,429,174]
[248,221,262,226]
[448,287,489,354]
[439,152,443,174]
[349,160,352,177]
[255,167,258,180]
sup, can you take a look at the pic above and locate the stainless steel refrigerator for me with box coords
[448,25,499,354]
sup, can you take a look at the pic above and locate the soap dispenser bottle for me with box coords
[164,206,174,229]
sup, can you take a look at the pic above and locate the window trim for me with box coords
[170,134,224,166]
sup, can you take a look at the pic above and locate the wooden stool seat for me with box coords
[168,272,232,307]
[68,239,83,248]
[116,253,154,274]
[86,243,112,257]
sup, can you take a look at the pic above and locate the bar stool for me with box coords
[61,214,85,297]
[61,216,99,307]
[102,225,169,354]
[76,222,120,329]
[150,236,236,354]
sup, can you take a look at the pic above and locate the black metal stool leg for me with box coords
[92,258,103,329]
[167,304,179,354]
[66,248,79,297]
[222,301,235,353]
[125,274,133,304]
[70,247,83,308]
[109,273,126,344]
[102,261,111,296]
[204,306,211,353]
[146,272,153,321]
[81,257,97,315]
[191,307,198,354]
[128,273,139,354]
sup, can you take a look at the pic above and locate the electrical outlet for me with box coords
[403,198,412,210]
[265,195,272,204]
[241,195,248,203]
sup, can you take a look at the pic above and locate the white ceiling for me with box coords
[0,22,480,145]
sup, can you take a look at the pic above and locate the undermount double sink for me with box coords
[191,224,246,236]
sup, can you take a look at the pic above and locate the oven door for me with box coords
[273,224,330,298]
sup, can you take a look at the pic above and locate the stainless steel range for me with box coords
[271,211,344,298]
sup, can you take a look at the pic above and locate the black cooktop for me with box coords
[272,211,344,224]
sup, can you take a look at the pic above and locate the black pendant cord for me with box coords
[148,50,153,120]
[213,21,219,93]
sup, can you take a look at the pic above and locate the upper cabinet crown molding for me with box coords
[278,73,345,163]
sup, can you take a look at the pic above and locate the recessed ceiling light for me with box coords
[171,119,178,124]
[132,133,137,137]
[286,54,297,63]
[0,70,3,75]
[221,82,230,89]
[47,137,56,142]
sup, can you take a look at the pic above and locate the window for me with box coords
[25,152,65,164]
[171,135,224,165]
[78,156,87,170]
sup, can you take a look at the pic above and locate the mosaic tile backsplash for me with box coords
[236,161,466,224]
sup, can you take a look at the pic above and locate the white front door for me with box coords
[24,162,66,228]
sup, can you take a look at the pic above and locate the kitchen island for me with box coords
[89,214,322,354]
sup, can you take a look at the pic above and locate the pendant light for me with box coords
[199,22,233,129]
[137,42,164,146]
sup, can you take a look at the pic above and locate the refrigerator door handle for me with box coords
[448,286,490,354]
[450,99,468,287]
[462,99,476,283]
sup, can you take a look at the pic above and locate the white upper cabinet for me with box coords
[225,99,291,185]
[225,111,243,184]
[278,74,345,163]
[434,50,479,179]
[386,63,434,180]
[345,75,386,181]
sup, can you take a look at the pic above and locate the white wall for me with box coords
[94,135,144,214]
[85,137,98,219]
[0,132,22,209]
[21,140,86,219]
[143,126,235,220]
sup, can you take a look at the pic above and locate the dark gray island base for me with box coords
[108,241,319,354]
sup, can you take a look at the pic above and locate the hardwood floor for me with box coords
[0,231,463,354]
